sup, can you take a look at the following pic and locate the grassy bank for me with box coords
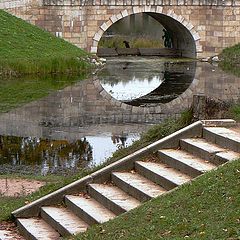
[75,159,240,240]
[219,43,240,77]
[0,10,92,76]
[228,103,240,122]
[0,74,86,113]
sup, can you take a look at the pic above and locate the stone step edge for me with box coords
[12,120,235,218]
[16,156,237,240]
[201,119,236,127]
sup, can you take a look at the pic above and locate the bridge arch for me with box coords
[91,6,202,58]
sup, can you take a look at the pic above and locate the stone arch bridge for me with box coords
[1,0,240,58]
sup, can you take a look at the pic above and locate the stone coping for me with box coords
[42,0,239,7]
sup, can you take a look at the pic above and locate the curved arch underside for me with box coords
[147,13,196,58]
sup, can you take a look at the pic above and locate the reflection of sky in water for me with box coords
[84,133,139,166]
[101,76,164,101]
[0,132,140,175]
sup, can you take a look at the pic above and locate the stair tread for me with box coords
[204,127,240,142]
[216,150,240,161]
[159,149,216,172]
[112,171,167,198]
[181,138,226,153]
[89,183,141,212]
[17,218,60,240]
[65,195,116,223]
[136,161,192,185]
[41,206,88,234]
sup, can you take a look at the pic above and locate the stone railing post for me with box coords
[192,94,207,120]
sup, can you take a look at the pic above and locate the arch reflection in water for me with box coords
[98,57,196,107]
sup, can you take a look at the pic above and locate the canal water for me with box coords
[0,57,239,175]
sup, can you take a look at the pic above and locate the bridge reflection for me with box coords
[0,60,239,137]
[0,59,239,173]
[98,59,196,106]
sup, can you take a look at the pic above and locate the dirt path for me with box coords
[0,178,45,197]
[0,221,25,240]
[0,178,46,239]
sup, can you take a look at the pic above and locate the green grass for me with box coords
[0,10,92,76]
[99,36,164,48]
[0,74,87,113]
[0,173,63,183]
[73,159,240,240]
[219,43,240,77]
[228,103,240,122]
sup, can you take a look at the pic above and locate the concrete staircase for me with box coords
[12,120,240,240]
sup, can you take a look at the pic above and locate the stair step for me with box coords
[65,195,116,225]
[203,127,240,152]
[41,206,88,236]
[157,149,216,177]
[88,183,141,215]
[215,150,240,163]
[180,138,229,165]
[135,161,192,190]
[112,171,167,201]
[17,218,60,240]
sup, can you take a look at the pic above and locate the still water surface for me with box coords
[98,57,196,106]
[0,57,239,175]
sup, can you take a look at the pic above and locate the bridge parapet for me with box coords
[42,0,240,6]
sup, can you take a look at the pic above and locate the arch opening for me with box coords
[99,13,165,50]
[92,9,200,59]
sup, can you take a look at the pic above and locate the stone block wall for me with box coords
[1,0,240,57]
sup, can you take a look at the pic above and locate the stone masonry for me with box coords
[1,0,240,57]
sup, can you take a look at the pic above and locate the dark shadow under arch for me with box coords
[147,12,196,58]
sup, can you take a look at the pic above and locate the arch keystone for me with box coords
[90,46,97,53]
[121,9,128,17]
[171,13,178,20]
[186,22,194,31]
[144,5,152,12]
[156,6,163,13]
[100,22,109,31]
[133,6,141,13]
[110,15,118,23]
[150,6,156,12]
[193,33,200,41]
[167,9,174,16]
[93,40,98,47]
[93,32,101,41]
[182,19,189,27]
[176,15,185,23]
